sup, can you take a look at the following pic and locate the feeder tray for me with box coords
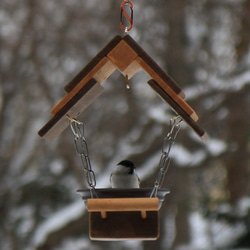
[77,188,170,240]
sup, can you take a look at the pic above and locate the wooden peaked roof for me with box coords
[38,35,208,142]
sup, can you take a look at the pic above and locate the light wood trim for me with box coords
[50,57,114,115]
[107,40,138,71]
[137,57,199,121]
[87,198,159,212]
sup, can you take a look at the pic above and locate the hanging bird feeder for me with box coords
[38,34,207,240]
[77,189,169,240]
[38,1,207,241]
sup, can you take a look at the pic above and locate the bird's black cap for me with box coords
[118,160,135,169]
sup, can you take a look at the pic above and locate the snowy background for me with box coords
[0,0,249,249]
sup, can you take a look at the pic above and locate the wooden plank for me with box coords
[89,211,159,240]
[140,58,198,121]
[64,35,122,92]
[148,79,208,141]
[123,35,185,98]
[38,35,206,142]
[38,79,104,142]
[106,36,197,120]
[91,59,116,84]
[121,59,141,79]
[107,40,138,72]
[50,57,114,115]
[88,198,159,212]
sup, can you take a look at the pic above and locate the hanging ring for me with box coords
[66,114,82,124]
[170,115,183,129]
[171,115,182,123]
[120,0,133,32]
[66,115,83,139]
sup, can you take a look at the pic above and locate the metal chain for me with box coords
[67,115,98,198]
[151,116,183,197]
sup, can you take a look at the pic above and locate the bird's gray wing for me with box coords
[109,173,113,183]
[137,174,140,185]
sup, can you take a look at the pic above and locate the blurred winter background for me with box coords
[0,0,249,249]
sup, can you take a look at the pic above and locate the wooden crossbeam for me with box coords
[88,198,159,212]
[64,35,122,92]
[137,57,198,121]
[38,79,104,142]
[123,35,185,99]
[50,57,115,116]
[148,79,208,141]
[38,35,207,142]
[88,197,159,219]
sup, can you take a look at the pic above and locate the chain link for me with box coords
[67,114,181,199]
[151,116,182,197]
[67,116,98,198]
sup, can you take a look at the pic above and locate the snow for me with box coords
[212,220,246,248]
[205,138,227,156]
[216,107,229,120]
[189,211,247,249]
[119,240,143,250]
[10,205,35,237]
[184,69,250,101]
[30,200,86,248]
[53,237,94,250]
[171,145,206,167]
[8,119,43,177]
[162,208,177,249]
[190,212,214,248]
[137,151,162,180]
[237,196,250,217]
[148,105,171,123]
[50,159,65,175]
[170,137,227,168]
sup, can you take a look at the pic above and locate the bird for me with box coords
[110,160,140,188]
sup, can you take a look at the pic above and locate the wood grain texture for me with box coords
[121,59,141,79]
[89,211,159,240]
[88,198,159,212]
[138,58,198,121]
[50,57,113,115]
[64,35,122,92]
[107,40,138,71]
[123,35,185,98]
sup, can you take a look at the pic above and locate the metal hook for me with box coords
[167,115,183,141]
[125,75,130,89]
[66,115,83,139]
[170,115,183,127]
[66,114,82,124]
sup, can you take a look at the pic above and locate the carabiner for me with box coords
[120,0,133,32]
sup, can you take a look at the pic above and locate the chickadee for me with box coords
[110,160,140,188]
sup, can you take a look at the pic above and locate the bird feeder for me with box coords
[77,188,169,240]
[38,34,207,240]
